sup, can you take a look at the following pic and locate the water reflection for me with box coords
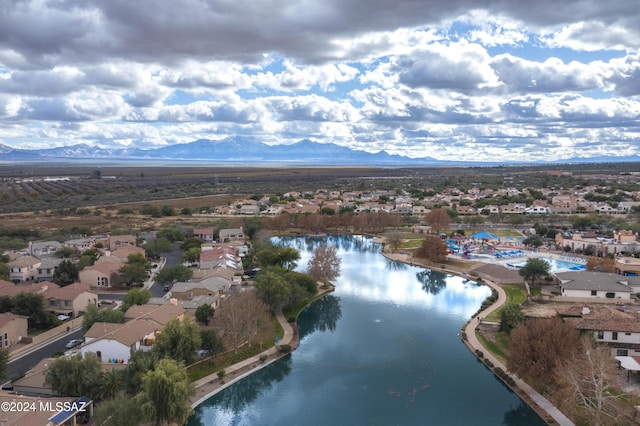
[385,259,408,271]
[298,295,342,340]
[188,236,544,426]
[415,269,448,295]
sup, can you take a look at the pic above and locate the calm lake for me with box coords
[188,235,545,425]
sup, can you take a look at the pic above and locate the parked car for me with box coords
[57,314,70,321]
[65,339,83,349]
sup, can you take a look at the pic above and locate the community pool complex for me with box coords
[509,257,586,272]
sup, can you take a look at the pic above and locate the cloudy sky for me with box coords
[0,0,639,162]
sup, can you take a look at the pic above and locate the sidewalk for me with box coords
[190,307,297,407]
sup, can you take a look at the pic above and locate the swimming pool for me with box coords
[509,257,586,272]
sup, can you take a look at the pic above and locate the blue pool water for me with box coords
[511,257,585,272]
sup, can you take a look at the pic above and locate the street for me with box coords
[6,328,85,380]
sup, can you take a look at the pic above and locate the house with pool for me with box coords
[556,271,635,300]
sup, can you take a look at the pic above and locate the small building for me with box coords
[193,228,215,242]
[108,235,137,251]
[171,276,231,308]
[557,271,634,299]
[46,283,98,318]
[218,228,245,243]
[8,255,41,283]
[28,241,62,258]
[36,257,62,282]
[79,261,121,288]
[0,312,28,349]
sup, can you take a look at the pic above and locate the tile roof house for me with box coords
[193,228,215,242]
[0,280,59,298]
[170,276,231,309]
[218,228,245,243]
[81,318,160,364]
[0,312,28,349]
[557,271,634,299]
[46,283,98,317]
[123,301,186,325]
[28,241,62,258]
[8,255,41,283]
[79,260,121,288]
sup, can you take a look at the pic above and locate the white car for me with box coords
[57,314,70,321]
[65,339,83,349]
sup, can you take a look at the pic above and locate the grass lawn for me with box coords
[475,331,507,364]
[485,283,527,322]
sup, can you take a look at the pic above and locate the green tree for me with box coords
[195,303,214,325]
[117,253,151,287]
[181,247,201,264]
[154,265,193,286]
[93,391,145,426]
[136,358,194,426]
[499,303,525,334]
[52,259,79,286]
[153,317,201,365]
[82,304,125,332]
[0,348,8,379]
[122,350,160,395]
[522,235,543,249]
[255,270,292,311]
[156,227,184,242]
[45,353,104,399]
[12,292,57,329]
[518,257,551,286]
[181,237,204,251]
[56,246,76,258]
[97,368,123,401]
[200,329,224,356]
[144,237,172,259]
[121,288,152,312]
[0,263,9,281]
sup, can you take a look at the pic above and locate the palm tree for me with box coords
[98,368,122,401]
[518,257,550,286]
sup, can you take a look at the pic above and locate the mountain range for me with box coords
[0,138,638,166]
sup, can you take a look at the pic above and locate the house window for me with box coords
[617,349,629,356]
[64,300,72,307]
[605,292,615,298]
[612,332,618,340]
[597,331,604,339]
[591,290,597,296]
[188,292,193,299]
[626,332,632,336]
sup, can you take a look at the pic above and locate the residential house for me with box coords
[81,319,160,364]
[524,206,550,214]
[170,276,231,309]
[199,246,243,272]
[46,283,98,318]
[239,204,260,215]
[557,271,633,299]
[0,312,28,349]
[193,228,215,242]
[412,205,428,216]
[0,279,59,299]
[8,255,41,282]
[110,245,145,262]
[562,305,640,357]
[36,257,62,282]
[79,260,121,288]
[108,235,137,251]
[219,228,245,243]
[123,301,186,325]
[28,241,62,258]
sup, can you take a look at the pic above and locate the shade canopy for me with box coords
[471,230,500,240]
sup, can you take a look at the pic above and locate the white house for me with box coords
[557,271,633,299]
[81,318,159,364]
[524,206,550,214]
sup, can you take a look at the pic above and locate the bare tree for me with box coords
[214,291,271,353]
[307,245,341,285]
[385,230,403,252]
[424,208,450,234]
[507,317,582,389]
[414,235,448,263]
[556,338,633,425]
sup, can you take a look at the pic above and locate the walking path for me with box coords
[383,250,574,426]
[190,297,303,408]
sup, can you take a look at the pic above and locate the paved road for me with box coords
[6,328,84,380]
